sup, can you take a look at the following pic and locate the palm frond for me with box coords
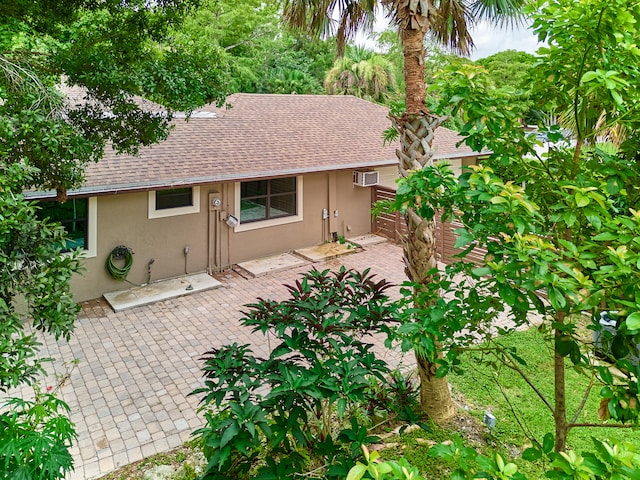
[430,0,473,56]
[471,0,526,29]
[324,57,357,94]
[324,53,396,101]
[282,0,378,57]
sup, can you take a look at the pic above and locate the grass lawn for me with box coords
[448,326,640,474]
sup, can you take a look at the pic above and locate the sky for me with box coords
[468,21,540,60]
[356,16,541,61]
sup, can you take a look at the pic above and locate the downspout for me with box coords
[225,183,231,269]
[207,207,213,274]
[207,190,223,274]
[328,171,338,241]
[323,173,330,243]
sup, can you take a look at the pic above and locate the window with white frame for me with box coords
[148,186,200,218]
[234,176,303,232]
[35,197,97,257]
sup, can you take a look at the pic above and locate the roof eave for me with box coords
[25,149,490,200]
[25,159,397,199]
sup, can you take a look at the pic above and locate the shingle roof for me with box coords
[74,93,481,196]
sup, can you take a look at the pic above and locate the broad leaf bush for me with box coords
[378,0,640,454]
[0,162,80,480]
[192,267,402,479]
[0,388,77,480]
[349,437,640,480]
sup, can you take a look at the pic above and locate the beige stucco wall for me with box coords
[71,170,374,301]
[216,171,373,268]
[376,156,480,192]
[71,189,210,301]
[375,166,399,190]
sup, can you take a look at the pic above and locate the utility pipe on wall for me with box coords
[328,172,338,241]
[207,191,223,274]
[225,183,231,269]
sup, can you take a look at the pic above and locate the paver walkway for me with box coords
[16,241,412,479]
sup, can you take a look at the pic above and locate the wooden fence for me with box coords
[372,186,487,265]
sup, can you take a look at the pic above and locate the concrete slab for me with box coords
[103,273,221,312]
[348,234,388,247]
[236,252,308,278]
[294,242,361,262]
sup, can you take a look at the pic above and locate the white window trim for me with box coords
[148,186,200,219]
[66,196,97,259]
[233,176,303,232]
[85,197,97,258]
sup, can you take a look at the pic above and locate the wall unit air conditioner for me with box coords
[353,170,379,187]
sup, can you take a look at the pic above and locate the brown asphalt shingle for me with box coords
[79,93,479,195]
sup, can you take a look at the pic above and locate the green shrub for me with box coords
[348,436,640,480]
[0,388,76,480]
[192,267,401,479]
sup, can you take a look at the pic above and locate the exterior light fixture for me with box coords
[225,214,238,228]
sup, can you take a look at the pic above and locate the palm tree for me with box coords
[282,0,523,423]
[324,49,397,102]
[324,56,360,94]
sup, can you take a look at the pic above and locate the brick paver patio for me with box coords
[17,241,413,479]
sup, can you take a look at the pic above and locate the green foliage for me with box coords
[474,49,538,124]
[347,446,425,480]
[450,327,640,476]
[181,0,280,56]
[1,0,227,196]
[429,437,525,480]
[363,370,420,423]
[221,34,325,94]
[0,163,80,480]
[349,437,640,479]
[526,0,640,140]
[522,436,640,479]
[383,0,640,454]
[0,388,77,480]
[475,50,537,89]
[426,49,538,133]
[192,268,401,479]
[432,437,640,479]
[0,163,81,390]
[2,2,226,478]
[324,48,399,103]
[181,0,332,95]
[422,43,468,131]
[371,29,406,94]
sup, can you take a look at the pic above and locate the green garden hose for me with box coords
[106,245,134,281]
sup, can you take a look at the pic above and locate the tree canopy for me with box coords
[1,2,228,477]
[474,49,536,89]
[179,0,335,94]
[1,0,227,198]
[324,46,398,103]
[387,0,640,454]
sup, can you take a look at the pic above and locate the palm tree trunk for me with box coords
[406,208,456,423]
[391,21,456,422]
[401,23,428,116]
[416,348,456,423]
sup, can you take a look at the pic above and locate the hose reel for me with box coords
[105,245,134,281]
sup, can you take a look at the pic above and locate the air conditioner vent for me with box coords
[353,171,379,187]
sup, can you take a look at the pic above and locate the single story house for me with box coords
[28,93,482,302]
